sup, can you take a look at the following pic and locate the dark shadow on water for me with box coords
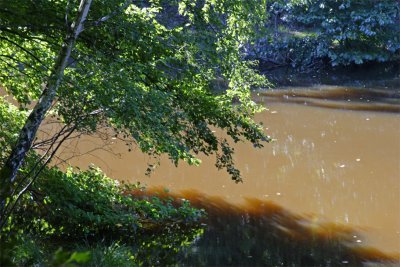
[132,188,399,267]
[263,62,400,89]
[257,62,400,113]
[255,86,400,113]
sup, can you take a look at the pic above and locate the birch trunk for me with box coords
[0,0,92,228]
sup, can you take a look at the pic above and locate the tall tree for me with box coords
[0,0,269,228]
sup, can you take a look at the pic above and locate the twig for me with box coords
[91,0,133,27]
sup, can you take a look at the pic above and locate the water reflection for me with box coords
[133,188,399,266]
[263,62,399,89]
[255,86,400,113]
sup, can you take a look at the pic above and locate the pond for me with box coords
[53,67,400,265]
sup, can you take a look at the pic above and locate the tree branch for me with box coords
[91,0,133,27]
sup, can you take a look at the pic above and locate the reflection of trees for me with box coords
[256,87,400,113]
[137,189,398,266]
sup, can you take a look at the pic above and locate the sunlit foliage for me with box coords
[0,0,270,182]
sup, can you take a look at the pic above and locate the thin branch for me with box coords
[1,125,77,230]
[0,58,35,79]
[0,27,61,47]
[65,0,72,29]
[8,124,73,203]
[91,0,133,27]
[1,124,75,228]
[0,36,48,69]
[32,125,76,149]
[0,54,47,74]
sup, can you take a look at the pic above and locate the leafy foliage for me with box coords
[0,0,270,182]
[11,165,204,240]
[252,0,400,67]
[0,97,26,164]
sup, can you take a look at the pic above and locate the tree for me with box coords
[0,0,270,230]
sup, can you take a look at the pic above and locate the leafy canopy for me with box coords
[252,0,399,67]
[0,0,270,182]
[288,0,400,65]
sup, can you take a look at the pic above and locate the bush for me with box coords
[11,165,204,241]
[2,164,205,265]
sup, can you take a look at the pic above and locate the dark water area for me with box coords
[255,85,400,113]
[262,62,399,89]
[133,189,399,266]
[259,62,400,113]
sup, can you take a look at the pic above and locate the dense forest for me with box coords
[0,0,399,266]
[252,0,399,69]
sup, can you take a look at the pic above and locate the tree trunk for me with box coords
[0,0,92,229]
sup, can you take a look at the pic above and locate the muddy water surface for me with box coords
[55,85,400,259]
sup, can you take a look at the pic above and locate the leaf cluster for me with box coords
[0,97,27,164]
[0,0,271,182]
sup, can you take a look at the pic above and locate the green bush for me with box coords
[12,165,204,240]
[3,165,204,266]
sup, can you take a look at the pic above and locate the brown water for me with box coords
[52,85,400,260]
